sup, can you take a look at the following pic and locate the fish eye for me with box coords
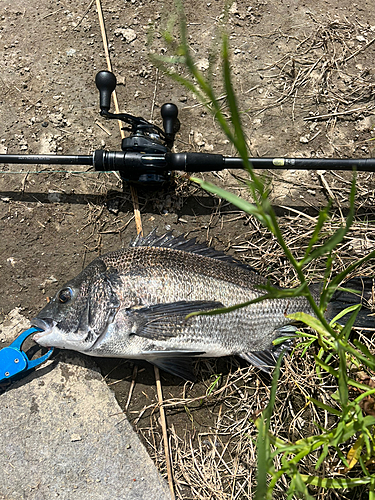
[58,287,73,304]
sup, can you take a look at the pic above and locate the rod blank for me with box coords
[0,154,93,166]
[1,152,375,173]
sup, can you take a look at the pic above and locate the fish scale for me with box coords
[31,231,371,380]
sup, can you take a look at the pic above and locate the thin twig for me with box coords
[95,0,124,139]
[303,105,374,121]
[74,0,95,30]
[130,185,143,236]
[343,37,375,62]
[154,366,176,500]
[95,120,112,135]
[94,0,144,432]
[21,173,29,194]
[95,0,143,236]
[317,170,345,224]
[42,8,63,20]
[125,364,138,412]
[150,68,159,122]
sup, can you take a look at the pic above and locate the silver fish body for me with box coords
[32,231,316,379]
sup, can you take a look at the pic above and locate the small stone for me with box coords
[229,1,239,14]
[114,28,137,44]
[299,135,310,144]
[39,276,58,289]
[193,131,205,147]
[196,58,209,71]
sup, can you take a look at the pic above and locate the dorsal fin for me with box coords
[130,229,258,273]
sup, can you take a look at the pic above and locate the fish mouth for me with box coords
[30,317,55,341]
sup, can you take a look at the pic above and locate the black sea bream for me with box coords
[31,231,371,379]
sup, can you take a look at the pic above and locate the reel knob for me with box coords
[161,103,179,137]
[95,71,117,112]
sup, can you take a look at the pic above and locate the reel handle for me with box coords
[95,71,117,112]
[161,103,179,137]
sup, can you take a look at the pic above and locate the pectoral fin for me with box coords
[128,300,223,340]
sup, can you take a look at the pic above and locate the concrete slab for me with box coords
[0,309,171,500]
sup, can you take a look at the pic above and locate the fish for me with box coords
[31,230,374,380]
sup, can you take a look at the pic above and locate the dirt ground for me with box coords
[1,0,375,498]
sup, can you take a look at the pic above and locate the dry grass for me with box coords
[132,334,375,499]
[121,16,375,498]
[252,16,375,124]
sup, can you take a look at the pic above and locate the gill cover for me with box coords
[73,274,120,344]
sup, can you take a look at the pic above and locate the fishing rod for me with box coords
[1,70,374,187]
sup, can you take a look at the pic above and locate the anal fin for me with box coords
[151,357,196,381]
[239,327,295,374]
[144,351,205,381]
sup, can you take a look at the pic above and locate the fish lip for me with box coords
[30,317,55,341]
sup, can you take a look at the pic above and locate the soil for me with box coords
[1,0,375,498]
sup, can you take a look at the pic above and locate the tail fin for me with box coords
[326,276,375,329]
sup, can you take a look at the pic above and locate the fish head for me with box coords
[31,258,120,352]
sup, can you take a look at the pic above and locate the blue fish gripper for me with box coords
[0,327,54,383]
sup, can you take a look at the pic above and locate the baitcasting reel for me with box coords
[1,70,375,187]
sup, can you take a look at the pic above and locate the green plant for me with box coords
[150,3,375,498]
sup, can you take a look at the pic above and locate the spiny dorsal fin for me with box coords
[131,229,258,273]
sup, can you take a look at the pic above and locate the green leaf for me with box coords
[315,443,329,470]
[206,374,221,396]
[353,387,375,405]
[300,475,372,488]
[329,303,361,328]
[308,397,342,417]
[255,353,283,500]
[323,248,375,304]
[301,174,357,266]
[287,469,316,500]
[301,201,332,264]
[337,341,349,407]
[185,283,309,320]
[353,339,375,371]
[314,356,339,377]
[189,176,267,221]
[286,312,329,338]
[339,340,375,372]
[370,478,375,500]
